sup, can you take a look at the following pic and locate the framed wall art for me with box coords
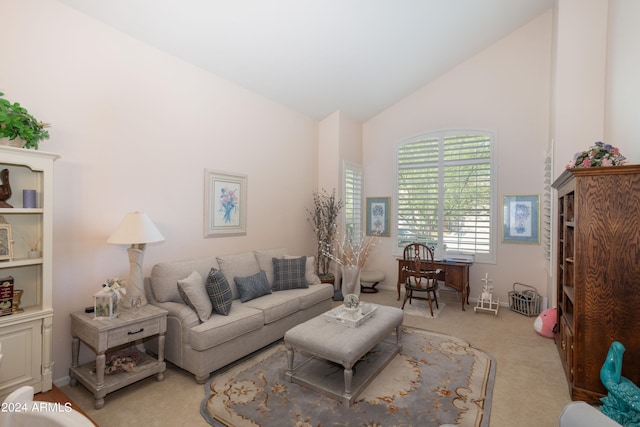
[204,170,247,237]
[366,197,390,237]
[0,224,14,261]
[502,194,540,244]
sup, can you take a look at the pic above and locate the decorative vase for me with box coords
[28,250,41,259]
[341,266,361,298]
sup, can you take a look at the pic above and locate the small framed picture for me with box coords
[0,224,14,261]
[502,194,540,244]
[366,197,390,237]
[204,169,247,237]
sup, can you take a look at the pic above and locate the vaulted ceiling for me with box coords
[59,0,555,121]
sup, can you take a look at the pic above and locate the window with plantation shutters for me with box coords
[395,130,496,263]
[344,161,362,244]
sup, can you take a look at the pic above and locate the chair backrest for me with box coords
[402,243,437,288]
[403,243,434,264]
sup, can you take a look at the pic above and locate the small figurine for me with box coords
[0,169,12,208]
[600,341,640,425]
[474,273,499,315]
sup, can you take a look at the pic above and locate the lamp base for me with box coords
[121,247,148,309]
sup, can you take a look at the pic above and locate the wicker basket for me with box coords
[508,282,541,317]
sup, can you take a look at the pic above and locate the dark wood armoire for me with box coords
[552,164,640,402]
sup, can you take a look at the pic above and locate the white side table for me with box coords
[69,304,168,409]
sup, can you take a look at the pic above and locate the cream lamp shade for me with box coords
[107,212,164,246]
[108,212,164,309]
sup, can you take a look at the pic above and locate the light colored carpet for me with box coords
[201,326,494,426]
[402,299,445,318]
[60,289,571,427]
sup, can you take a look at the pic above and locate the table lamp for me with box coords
[107,212,164,309]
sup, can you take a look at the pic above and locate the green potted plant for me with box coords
[0,91,50,150]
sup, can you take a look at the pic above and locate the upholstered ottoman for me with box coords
[284,304,403,406]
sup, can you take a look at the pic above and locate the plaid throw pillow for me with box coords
[205,268,233,315]
[272,256,308,291]
[234,270,272,302]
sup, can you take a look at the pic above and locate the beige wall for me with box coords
[4,0,319,384]
[551,0,608,179]
[318,111,362,279]
[605,0,640,160]
[318,112,341,193]
[362,11,554,305]
[318,111,362,197]
[551,0,639,177]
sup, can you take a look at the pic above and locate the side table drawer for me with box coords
[107,318,162,348]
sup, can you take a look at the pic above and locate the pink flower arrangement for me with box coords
[219,188,238,223]
[566,141,626,169]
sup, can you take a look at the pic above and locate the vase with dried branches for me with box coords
[322,232,379,298]
[306,188,344,278]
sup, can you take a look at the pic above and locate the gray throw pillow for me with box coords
[177,271,212,322]
[234,271,272,302]
[272,256,309,291]
[205,268,233,315]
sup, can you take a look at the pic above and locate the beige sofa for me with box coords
[143,248,334,383]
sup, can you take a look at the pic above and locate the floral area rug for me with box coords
[201,326,495,427]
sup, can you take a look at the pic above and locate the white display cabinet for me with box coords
[0,145,59,398]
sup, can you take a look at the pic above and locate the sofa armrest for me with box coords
[145,278,200,329]
[150,299,200,325]
[559,402,621,427]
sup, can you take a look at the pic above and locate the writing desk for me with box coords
[396,259,471,310]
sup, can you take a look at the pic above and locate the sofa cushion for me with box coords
[150,256,219,303]
[217,252,260,299]
[204,268,233,316]
[189,302,264,350]
[286,283,335,309]
[234,271,272,302]
[284,255,321,285]
[243,292,302,324]
[272,256,309,291]
[254,247,288,285]
[177,271,212,322]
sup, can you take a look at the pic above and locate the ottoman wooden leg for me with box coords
[343,366,353,396]
[286,345,295,380]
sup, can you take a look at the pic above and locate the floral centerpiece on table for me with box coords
[102,277,126,295]
[95,278,126,319]
[566,141,626,169]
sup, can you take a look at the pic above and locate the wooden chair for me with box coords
[401,243,440,316]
